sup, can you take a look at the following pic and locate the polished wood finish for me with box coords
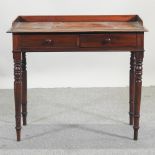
[9,15,147,141]
[22,52,27,125]
[13,52,22,141]
[129,52,136,125]
[13,33,143,52]
[9,21,147,33]
[8,15,147,33]
[21,34,78,48]
[12,15,139,22]
[80,33,137,48]
[134,51,144,140]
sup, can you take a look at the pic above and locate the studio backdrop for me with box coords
[0,0,154,89]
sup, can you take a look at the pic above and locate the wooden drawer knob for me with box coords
[104,38,111,43]
[44,39,54,45]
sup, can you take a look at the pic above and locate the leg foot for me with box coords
[16,128,21,141]
[134,129,138,140]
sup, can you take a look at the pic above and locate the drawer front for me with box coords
[21,34,78,48]
[80,33,137,48]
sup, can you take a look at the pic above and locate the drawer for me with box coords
[21,34,78,48]
[80,33,137,48]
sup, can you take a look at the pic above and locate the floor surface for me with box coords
[0,87,155,154]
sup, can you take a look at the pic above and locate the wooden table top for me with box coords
[8,15,147,33]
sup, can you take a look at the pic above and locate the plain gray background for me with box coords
[0,0,154,88]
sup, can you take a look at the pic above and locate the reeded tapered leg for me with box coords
[22,52,27,125]
[129,52,136,125]
[13,52,23,141]
[133,51,144,140]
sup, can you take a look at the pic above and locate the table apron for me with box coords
[13,32,144,52]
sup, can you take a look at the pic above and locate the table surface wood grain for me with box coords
[8,15,147,33]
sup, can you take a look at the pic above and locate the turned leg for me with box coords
[22,52,27,125]
[129,52,136,125]
[13,52,23,141]
[133,51,144,140]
